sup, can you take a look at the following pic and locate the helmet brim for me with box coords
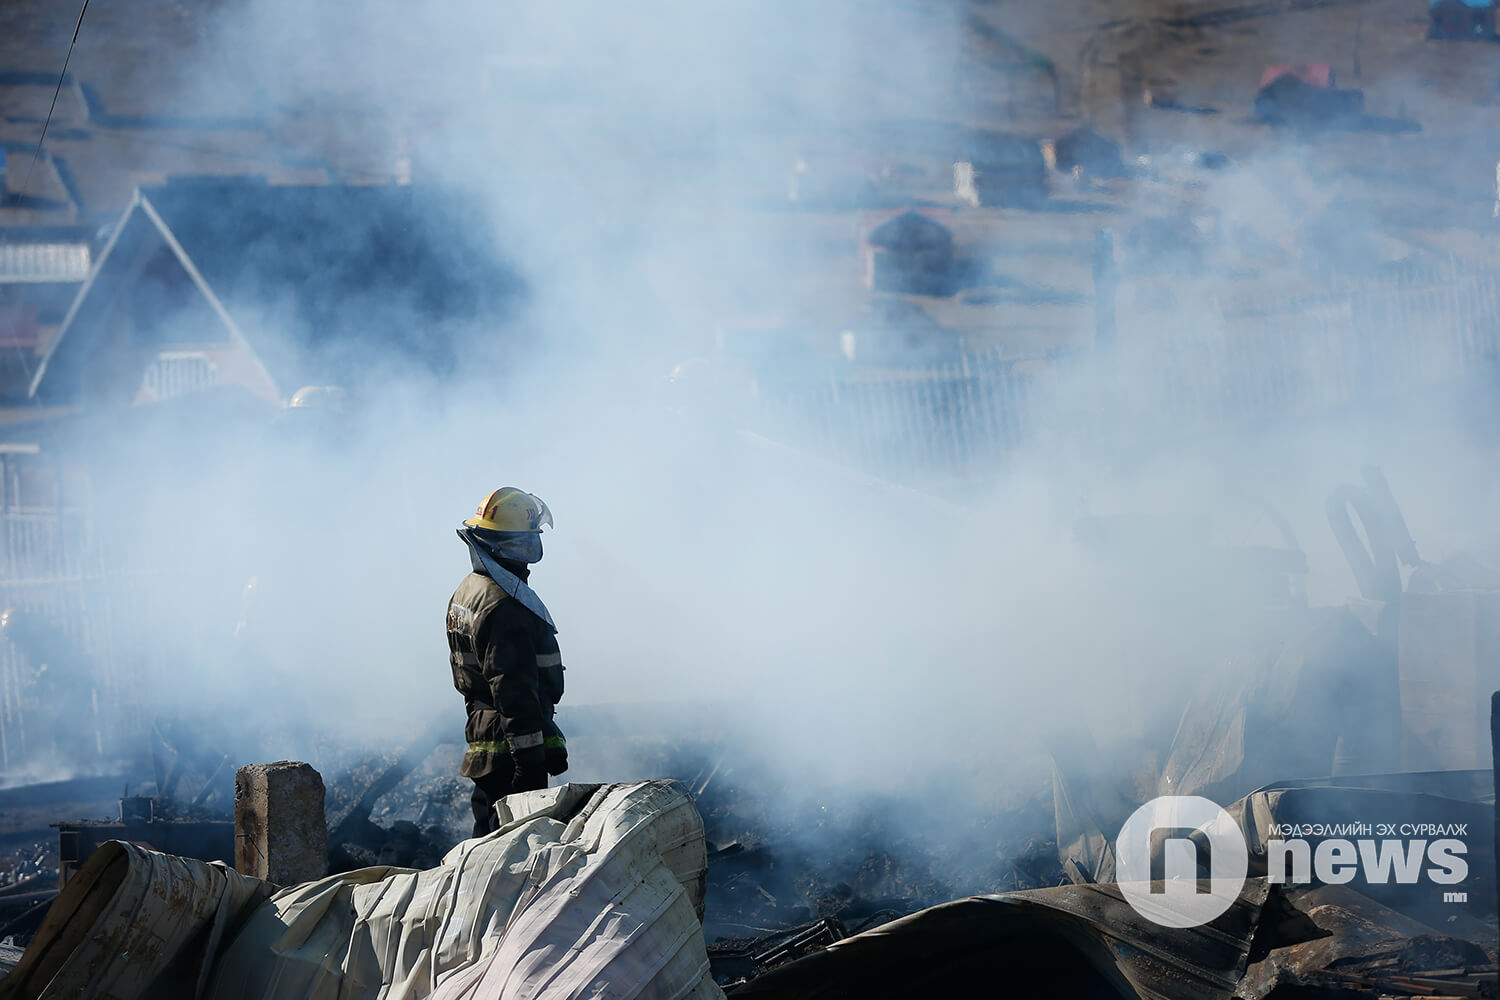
[464,516,543,532]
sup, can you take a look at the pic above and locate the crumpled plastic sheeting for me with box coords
[0,841,272,1000]
[427,781,716,1000]
[2,781,721,1000]
[203,780,722,1000]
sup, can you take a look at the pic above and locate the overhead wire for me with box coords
[5,0,93,391]
[15,0,92,209]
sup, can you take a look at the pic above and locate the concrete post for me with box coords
[235,761,328,885]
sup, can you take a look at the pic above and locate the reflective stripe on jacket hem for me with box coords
[468,734,567,756]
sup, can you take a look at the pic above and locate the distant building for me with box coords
[953,134,1047,208]
[837,297,962,368]
[1258,64,1336,89]
[0,143,79,222]
[0,227,95,405]
[1254,65,1364,127]
[29,177,522,410]
[861,209,955,297]
[1429,0,1495,39]
[788,154,887,210]
[1049,127,1127,179]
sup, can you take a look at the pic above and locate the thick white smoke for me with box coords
[35,0,1500,883]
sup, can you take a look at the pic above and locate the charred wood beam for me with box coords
[327,723,447,848]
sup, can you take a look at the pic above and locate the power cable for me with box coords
[14,0,92,210]
[6,0,93,392]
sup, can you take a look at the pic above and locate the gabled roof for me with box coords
[32,178,524,403]
[1259,63,1334,89]
[866,210,952,252]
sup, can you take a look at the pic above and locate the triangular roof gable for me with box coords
[35,180,524,405]
[867,210,952,251]
[29,191,277,403]
[136,181,523,390]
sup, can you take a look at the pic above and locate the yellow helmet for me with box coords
[465,487,553,533]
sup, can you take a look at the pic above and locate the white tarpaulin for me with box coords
[1,780,723,1000]
[0,840,271,1000]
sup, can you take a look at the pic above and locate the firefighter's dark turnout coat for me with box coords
[446,571,565,778]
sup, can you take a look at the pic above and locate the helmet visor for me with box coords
[531,495,554,531]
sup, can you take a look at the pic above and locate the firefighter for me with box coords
[447,487,568,837]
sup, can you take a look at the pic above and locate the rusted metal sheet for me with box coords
[1239,883,1497,1000]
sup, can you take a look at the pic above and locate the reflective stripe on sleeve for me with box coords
[509,731,545,751]
[535,652,563,668]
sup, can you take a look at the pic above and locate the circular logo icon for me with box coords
[1116,795,1248,928]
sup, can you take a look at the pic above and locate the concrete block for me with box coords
[235,761,328,885]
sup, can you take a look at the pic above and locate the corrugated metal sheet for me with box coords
[0,243,90,284]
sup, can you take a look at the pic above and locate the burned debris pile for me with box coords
[0,724,1497,998]
[693,774,1064,943]
[1238,885,1498,999]
[320,734,467,874]
[4,468,1500,997]
[724,880,1500,999]
[612,734,1065,988]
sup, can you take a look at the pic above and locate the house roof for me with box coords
[1259,63,1333,89]
[31,178,524,403]
[866,210,953,252]
[961,132,1044,168]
